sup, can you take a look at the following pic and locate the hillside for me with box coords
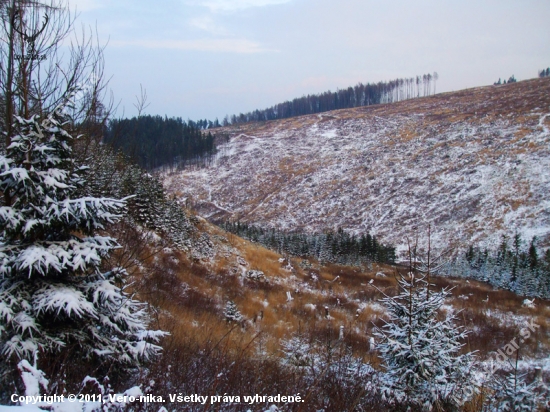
[164,78,550,253]
[114,216,550,410]
[2,1,549,409]
[2,84,549,410]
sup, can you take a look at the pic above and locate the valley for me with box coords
[2,0,549,409]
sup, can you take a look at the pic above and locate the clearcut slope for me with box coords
[165,78,550,252]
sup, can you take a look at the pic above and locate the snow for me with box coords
[304,303,316,311]
[522,298,536,308]
[164,81,550,253]
[0,407,43,412]
[18,361,48,397]
[33,285,96,317]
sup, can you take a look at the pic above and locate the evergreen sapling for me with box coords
[373,271,476,410]
[223,300,243,323]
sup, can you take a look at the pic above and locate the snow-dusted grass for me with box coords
[165,78,550,253]
[7,213,547,410]
[130,218,550,374]
[6,213,548,411]
[131,219,549,410]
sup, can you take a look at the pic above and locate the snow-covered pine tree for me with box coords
[122,167,161,229]
[492,370,543,411]
[0,92,164,387]
[374,272,476,410]
[134,173,165,228]
[223,300,243,323]
[490,349,545,412]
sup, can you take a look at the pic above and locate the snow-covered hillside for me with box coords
[164,78,550,252]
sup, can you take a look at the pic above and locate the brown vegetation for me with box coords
[92,217,550,410]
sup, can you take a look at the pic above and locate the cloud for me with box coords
[190,0,293,12]
[69,0,105,12]
[188,16,229,35]
[111,38,273,53]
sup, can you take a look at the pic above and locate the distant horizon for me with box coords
[116,75,548,123]
[71,0,550,121]
[107,71,549,123]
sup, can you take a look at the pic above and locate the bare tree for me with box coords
[133,83,150,117]
[422,74,427,97]
[0,0,112,149]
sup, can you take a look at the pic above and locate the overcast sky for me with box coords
[70,0,550,121]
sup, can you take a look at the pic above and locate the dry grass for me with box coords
[151,78,550,409]
[152,222,550,363]
[81,218,550,411]
[243,243,284,275]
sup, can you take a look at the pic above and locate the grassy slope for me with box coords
[112,214,549,410]
[166,78,550,253]
[150,79,550,409]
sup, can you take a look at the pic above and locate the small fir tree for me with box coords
[490,349,546,412]
[281,334,312,367]
[374,272,476,410]
[493,371,542,411]
[0,93,164,387]
[223,300,243,323]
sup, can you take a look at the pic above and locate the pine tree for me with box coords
[493,372,542,411]
[491,351,544,412]
[223,300,243,323]
[126,168,165,229]
[528,237,538,270]
[374,272,476,410]
[0,93,164,386]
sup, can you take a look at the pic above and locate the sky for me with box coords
[70,0,550,121]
